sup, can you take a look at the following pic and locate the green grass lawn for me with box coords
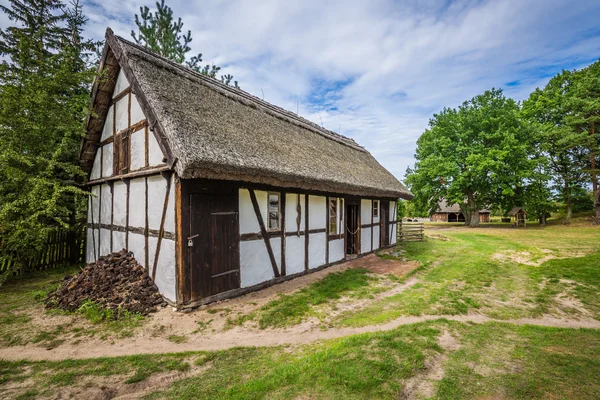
[2,320,599,399]
[0,266,145,348]
[2,223,600,399]
[338,225,600,326]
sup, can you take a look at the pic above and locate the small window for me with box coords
[112,132,129,176]
[339,198,344,228]
[329,198,337,234]
[373,200,379,218]
[329,197,344,235]
[267,192,280,230]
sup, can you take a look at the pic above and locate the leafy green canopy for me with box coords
[406,88,539,226]
[0,0,99,280]
[132,0,237,87]
[522,61,600,221]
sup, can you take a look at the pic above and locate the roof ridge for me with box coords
[114,35,367,152]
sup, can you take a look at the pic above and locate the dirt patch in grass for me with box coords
[359,253,421,277]
[491,249,557,266]
[401,330,461,399]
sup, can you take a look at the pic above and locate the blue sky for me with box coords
[2,0,599,181]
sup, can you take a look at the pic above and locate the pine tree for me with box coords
[132,0,238,87]
[0,0,98,282]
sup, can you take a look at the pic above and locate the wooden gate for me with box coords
[189,192,240,299]
[398,222,424,242]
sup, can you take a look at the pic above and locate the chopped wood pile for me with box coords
[45,249,166,316]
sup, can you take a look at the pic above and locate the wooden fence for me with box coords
[397,222,424,242]
[0,228,85,274]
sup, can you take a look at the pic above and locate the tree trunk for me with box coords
[466,190,480,227]
[539,214,546,226]
[565,179,572,223]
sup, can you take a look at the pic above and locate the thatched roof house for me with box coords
[430,199,490,223]
[80,29,412,308]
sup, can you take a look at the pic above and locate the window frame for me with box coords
[329,198,338,235]
[373,200,379,218]
[329,197,344,238]
[267,192,281,231]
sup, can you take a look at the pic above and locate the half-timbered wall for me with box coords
[86,69,177,302]
[238,188,395,291]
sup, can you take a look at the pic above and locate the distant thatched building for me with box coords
[430,199,490,223]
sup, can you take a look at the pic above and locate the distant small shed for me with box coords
[508,207,527,228]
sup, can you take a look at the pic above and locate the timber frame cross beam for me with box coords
[249,189,281,278]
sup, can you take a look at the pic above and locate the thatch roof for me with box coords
[79,29,412,200]
[507,207,526,216]
[433,199,490,214]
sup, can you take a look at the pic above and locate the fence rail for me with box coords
[397,222,425,242]
[0,227,85,275]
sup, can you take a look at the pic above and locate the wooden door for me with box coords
[346,204,360,254]
[381,200,390,247]
[189,193,240,298]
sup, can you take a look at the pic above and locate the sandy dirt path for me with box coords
[1,314,598,362]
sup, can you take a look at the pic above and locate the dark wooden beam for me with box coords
[304,195,309,271]
[248,189,280,278]
[280,192,286,276]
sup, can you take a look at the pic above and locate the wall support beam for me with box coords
[249,189,280,278]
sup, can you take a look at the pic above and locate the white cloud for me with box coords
[3,0,599,181]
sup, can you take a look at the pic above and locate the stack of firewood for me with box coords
[45,249,166,316]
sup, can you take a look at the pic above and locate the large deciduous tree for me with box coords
[406,88,537,226]
[132,0,237,87]
[522,64,599,222]
[0,0,98,281]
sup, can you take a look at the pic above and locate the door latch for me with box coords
[187,234,199,247]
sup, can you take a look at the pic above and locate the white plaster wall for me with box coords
[128,233,146,267]
[129,128,145,171]
[100,184,112,224]
[148,131,164,166]
[309,232,326,269]
[130,94,145,125]
[100,228,111,256]
[90,149,101,180]
[361,199,372,225]
[390,201,397,222]
[373,226,380,250]
[88,186,100,224]
[285,193,305,233]
[390,221,397,244]
[309,196,326,230]
[285,235,305,275]
[239,189,268,234]
[114,69,129,95]
[86,228,98,263]
[329,239,345,263]
[115,96,129,133]
[101,143,113,177]
[147,236,176,302]
[240,239,280,287]
[129,178,146,228]
[112,231,126,252]
[164,176,176,233]
[147,175,168,231]
[101,105,114,141]
[113,181,127,226]
[361,227,372,254]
